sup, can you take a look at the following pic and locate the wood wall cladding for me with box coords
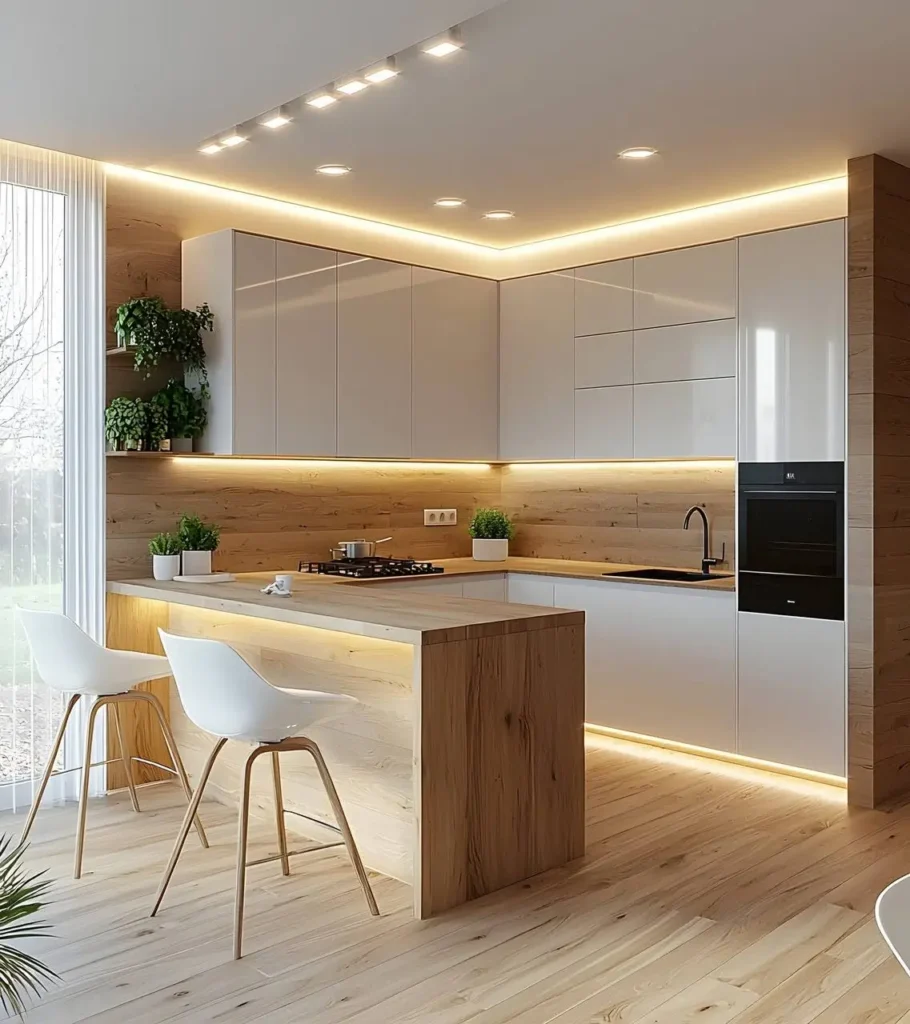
[847,154,910,807]
[107,458,736,579]
[500,460,735,571]
[106,175,182,400]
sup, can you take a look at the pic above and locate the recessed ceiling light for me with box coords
[259,106,292,129]
[337,78,369,95]
[316,164,351,176]
[618,147,658,160]
[306,92,337,109]
[364,58,399,84]
[422,28,463,57]
[219,128,247,148]
[483,210,514,220]
[434,197,466,208]
[198,141,222,155]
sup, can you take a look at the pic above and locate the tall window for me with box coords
[0,183,65,806]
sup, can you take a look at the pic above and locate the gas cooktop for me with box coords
[300,557,445,579]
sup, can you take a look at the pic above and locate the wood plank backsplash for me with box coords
[107,457,734,579]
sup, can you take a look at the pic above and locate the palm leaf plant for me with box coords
[0,836,56,1015]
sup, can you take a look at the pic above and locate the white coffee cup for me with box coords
[274,573,294,594]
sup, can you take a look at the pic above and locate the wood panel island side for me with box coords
[106,573,585,918]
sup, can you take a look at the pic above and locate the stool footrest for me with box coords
[246,841,344,868]
[282,807,342,835]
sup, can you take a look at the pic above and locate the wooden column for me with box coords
[848,154,910,806]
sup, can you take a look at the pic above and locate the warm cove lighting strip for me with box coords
[585,723,847,792]
[170,456,494,470]
[103,163,846,265]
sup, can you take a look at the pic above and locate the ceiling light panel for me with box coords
[435,197,465,207]
[306,91,337,109]
[259,105,292,129]
[483,210,515,220]
[198,141,222,155]
[337,78,369,95]
[618,147,658,160]
[364,58,398,84]
[422,27,463,57]
[219,127,247,147]
[316,164,351,176]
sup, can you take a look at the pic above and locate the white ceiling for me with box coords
[3,0,910,245]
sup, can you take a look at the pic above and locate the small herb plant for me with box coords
[177,514,220,552]
[0,836,57,1016]
[104,397,148,450]
[149,380,207,440]
[468,508,515,540]
[148,532,181,556]
[114,296,165,348]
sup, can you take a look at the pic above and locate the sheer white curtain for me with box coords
[0,140,105,806]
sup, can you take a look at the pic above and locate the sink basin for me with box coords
[602,567,734,583]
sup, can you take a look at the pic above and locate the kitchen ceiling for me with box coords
[2,0,909,246]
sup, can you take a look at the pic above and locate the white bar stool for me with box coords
[876,874,910,976]
[17,609,208,878]
[151,629,379,959]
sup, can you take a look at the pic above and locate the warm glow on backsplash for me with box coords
[106,456,735,578]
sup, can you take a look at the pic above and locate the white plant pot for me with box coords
[472,538,509,562]
[182,550,213,576]
[152,554,181,581]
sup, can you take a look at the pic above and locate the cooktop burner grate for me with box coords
[300,556,445,579]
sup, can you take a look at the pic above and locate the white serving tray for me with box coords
[172,573,235,584]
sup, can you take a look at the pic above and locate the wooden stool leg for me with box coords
[150,737,226,918]
[302,739,379,917]
[234,747,259,959]
[74,697,107,879]
[111,701,140,813]
[19,693,80,847]
[141,693,209,849]
[271,752,290,877]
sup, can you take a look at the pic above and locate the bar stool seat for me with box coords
[152,628,379,959]
[16,609,208,878]
[876,874,910,976]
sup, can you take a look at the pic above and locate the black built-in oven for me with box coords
[738,462,844,620]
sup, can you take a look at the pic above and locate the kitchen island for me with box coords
[106,573,585,918]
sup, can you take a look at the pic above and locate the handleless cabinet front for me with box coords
[276,242,337,456]
[233,232,277,455]
[738,220,846,462]
[337,257,412,458]
[633,241,737,330]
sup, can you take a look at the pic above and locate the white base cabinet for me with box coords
[737,612,845,776]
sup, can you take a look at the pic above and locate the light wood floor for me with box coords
[4,733,910,1024]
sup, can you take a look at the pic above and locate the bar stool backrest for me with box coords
[18,608,110,693]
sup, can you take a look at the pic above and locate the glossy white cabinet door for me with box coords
[575,332,633,388]
[500,272,575,459]
[738,221,846,462]
[554,579,736,751]
[574,260,634,337]
[461,575,507,601]
[276,242,337,456]
[634,319,736,384]
[633,241,737,329]
[506,574,556,607]
[412,268,498,460]
[392,577,466,597]
[633,378,735,458]
[336,257,412,458]
[233,232,277,455]
[737,612,845,775]
[575,386,633,459]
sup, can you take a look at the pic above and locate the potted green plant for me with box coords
[0,836,57,1016]
[114,296,165,349]
[131,301,213,380]
[144,397,168,453]
[104,396,148,451]
[177,513,221,576]
[149,379,207,452]
[468,507,515,561]
[149,532,182,580]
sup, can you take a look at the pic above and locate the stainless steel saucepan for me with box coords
[331,537,392,559]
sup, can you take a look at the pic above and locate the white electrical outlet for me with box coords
[424,508,457,526]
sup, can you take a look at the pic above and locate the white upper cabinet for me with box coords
[276,242,337,456]
[336,257,412,458]
[575,386,633,459]
[500,272,575,459]
[633,319,736,384]
[412,269,498,460]
[575,332,633,388]
[738,221,846,462]
[574,260,634,337]
[633,378,736,458]
[633,241,737,329]
[233,233,277,455]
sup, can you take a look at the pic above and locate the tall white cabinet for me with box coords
[738,220,846,462]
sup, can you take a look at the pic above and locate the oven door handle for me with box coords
[741,489,839,496]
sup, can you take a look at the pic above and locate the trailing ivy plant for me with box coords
[0,836,57,1016]
[149,379,207,440]
[114,296,165,348]
[468,507,515,540]
[104,397,148,450]
[177,513,221,552]
[130,301,213,382]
